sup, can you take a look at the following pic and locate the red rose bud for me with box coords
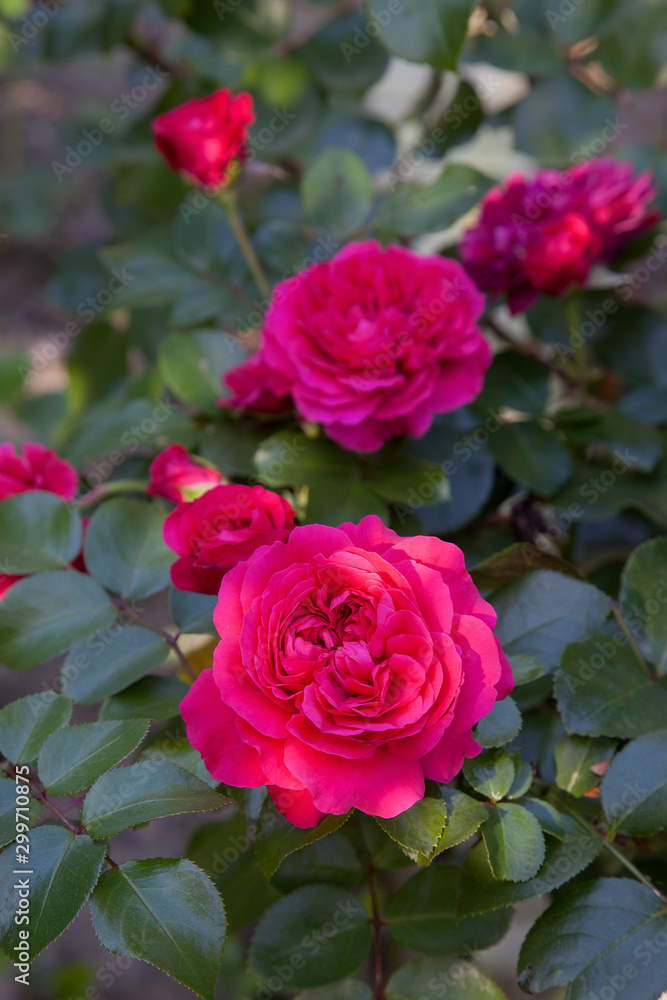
[0,442,78,501]
[462,157,659,313]
[151,88,255,191]
[223,240,491,453]
[147,444,224,504]
[164,484,295,595]
[181,516,514,828]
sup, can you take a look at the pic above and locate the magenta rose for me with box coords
[462,158,659,313]
[164,483,295,595]
[181,516,513,828]
[0,442,78,502]
[223,240,490,453]
[147,444,224,504]
[152,88,255,191]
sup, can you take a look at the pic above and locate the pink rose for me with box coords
[147,444,224,504]
[164,484,295,595]
[223,240,490,453]
[0,442,78,502]
[181,516,513,828]
[152,88,255,191]
[462,158,659,313]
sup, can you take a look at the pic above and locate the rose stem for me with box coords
[218,190,271,300]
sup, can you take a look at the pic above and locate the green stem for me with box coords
[553,788,667,905]
[612,603,653,679]
[77,479,148,508]
[602,837,667,905]
[563,296,588,396]
[218,190,271,301]
[116,599,197,683]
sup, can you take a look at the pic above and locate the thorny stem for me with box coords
[218,190,271,300]
[368,866,385,1000]
[116,599,197,683]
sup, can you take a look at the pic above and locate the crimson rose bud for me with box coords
[151,88,255,191]
[147,445,224,504]
[164,483,295,595]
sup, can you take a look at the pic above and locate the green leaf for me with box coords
[0,779,41,850]
[90,858,226,1000]
[0,692,72,764]
[0,826,105,960]
[472,351,549,416]
[375,797,448,864]
[169,586,217,634]
[619,537,667,674]
[0,492,82,573]
[492,570,610,671]
[375,165,490,237]
[481,804,545,883]
[61,627,169,704]
[249,886,373,990]
[508,655,546,686]
[367,455,449,506]
[81,761,229,839]
[506,754,534,800]
[596,0,667,88]
[601,730,667,835]
[99,676,189,721]
[366,0,475,70]
[554,735,616,798]
[296,982,372,1000]
[255,797,351,879]
[301,148,373,240]
[272,833,364,893]
[555,631,667,739]
[308,478,389,527]
[303,11,388,93]
[463,749,516,801]
[386,957,509,999]
[488,422,572,498]
[37,720,148,796]
[385,866,511,955]
[518,878,667,998]
[254,430,357,488]
[359,815,416,870]
[434,789,490,851]
[84,498,174,600]
[0,571,117,671]
[474,697,522,748]
[521,798,566,839]
[458,814,603,918]
[187,815,279,931]
[470,543,582,591]
[159,330,245,410]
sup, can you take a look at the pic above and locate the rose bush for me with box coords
[183,517,512,827]
[2,5,667,1000]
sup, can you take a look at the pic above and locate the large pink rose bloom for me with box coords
[462,158,659,313]
[181,516,513,828]
[0,442,78,501]
[223,240,490,453]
